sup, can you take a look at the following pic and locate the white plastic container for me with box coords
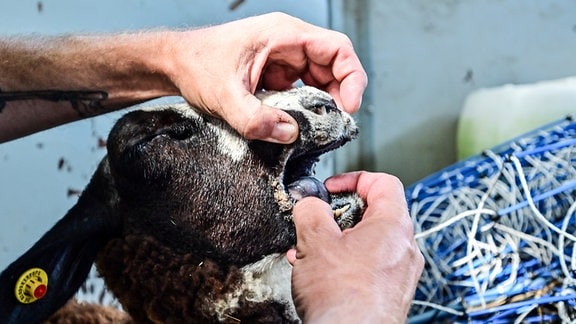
[457,77,576,159]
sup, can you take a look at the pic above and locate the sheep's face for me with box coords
[105,86,361,266]
[0,86,363,323]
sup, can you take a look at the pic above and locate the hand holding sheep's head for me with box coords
[0,86,364,323]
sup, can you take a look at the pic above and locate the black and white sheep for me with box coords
[0,86,364,323]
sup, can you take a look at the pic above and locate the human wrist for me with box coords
[300,284,392,323]
[304,293,389,323]
[143,30,187,96]
[158,28,218,104]
[109,31,180,101]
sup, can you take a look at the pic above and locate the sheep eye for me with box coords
[311,104,327,115]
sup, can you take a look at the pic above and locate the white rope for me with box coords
[409,130,576,322]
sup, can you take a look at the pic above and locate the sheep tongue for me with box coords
[287,176,330,203]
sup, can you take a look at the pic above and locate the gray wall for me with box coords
[330,0,576,185]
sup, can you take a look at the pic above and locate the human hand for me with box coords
[163,12,367,144]
[287,171,424,323]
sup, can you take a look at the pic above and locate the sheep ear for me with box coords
[0,158,121,323]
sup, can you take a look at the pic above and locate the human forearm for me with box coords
[0,13,367,144]
[299,286,393,323]
[294,272,412,323]
[0,32,179,142]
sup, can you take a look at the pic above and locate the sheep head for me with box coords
[0,86,364,323]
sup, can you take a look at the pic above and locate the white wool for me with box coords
[213,254,300,322]
[143,103,250,162]
[208,122,249,163]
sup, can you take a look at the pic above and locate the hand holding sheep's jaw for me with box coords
[286,176,364,229]
[256,87,364,230]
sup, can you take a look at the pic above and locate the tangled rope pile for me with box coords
[407,116,576,323]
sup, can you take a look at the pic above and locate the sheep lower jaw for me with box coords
[281,137,349,216]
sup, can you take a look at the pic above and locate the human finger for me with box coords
[323,171,395,199]
[241,103,299,143]
[300,33,367,113]
[254,15,366,113]
[325,172,407,218]
[291,197,342,258]
[221,83,300,144]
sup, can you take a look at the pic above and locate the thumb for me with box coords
[288,197,341,265]
[245,104,299,143]
[227,90,299,143]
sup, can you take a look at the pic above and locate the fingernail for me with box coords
[271,122,298,143]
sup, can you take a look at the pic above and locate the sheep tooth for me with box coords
[333,204,351,219]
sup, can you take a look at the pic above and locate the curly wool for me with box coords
[46,300,131,324]
[96,234,294,323]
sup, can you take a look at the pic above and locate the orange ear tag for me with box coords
[14,268,48,304]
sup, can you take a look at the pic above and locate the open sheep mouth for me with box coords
[282,138,365,230]
[283,142,346,204]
